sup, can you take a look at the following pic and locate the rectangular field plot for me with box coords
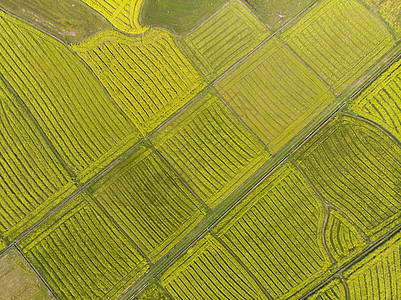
[81,0,145,33]
[344,231,401,299]
[90,143,205,262]
[73,29,206,135]
[214,163,330,299]
[0,78,75,243]
[151,93,270,209]
[19,194,148,300]
[0,11,141,183]
[282,0,394,93]
[161,234,266,299]
[350,59,401,143]
[178,0,270,80]
[216,37,334,153]
[295,114,401,241]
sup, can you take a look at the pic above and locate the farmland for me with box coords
[160,233,266,299]
[81,0,146,33]
[19,193,149,300]
[344,231,401,299]
[152,93,270,209]
[282,0,395,93]
[91,143,205,262]
[295,114,401,240]
[350,58,401,143]
[178,0,269,80]
[364,0,401,38]
[141,0,227,34]
[0,246,54,299]
[216,37,334,152]
[1,0,401,298]
[214,163,330,299]
[0,77,74,244]
[324,209,366,266]
[0,11,142,183]
[0,0,111,44]
[73,29,206,135]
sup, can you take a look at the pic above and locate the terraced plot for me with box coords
[82,0,145,33]
[152,93,269,209]
[282,0,394,93]
[364,0,401,38]
[91,143,205,262]
[217,37,334,152]
[295,114,401,241]
[325,209,366,265]
[0,11,141,183]
[19,194,148,300]
[350,58,401,143]
[0,0,111,43]
[161,234,266,299]
[0,246,54,299]
[0,78,74,243]
[307,279,346,300]
[178,0,269,80]
[73,29,206,135]
[141,0,227,34]
[215,163,329,299]
[345,231,401,299]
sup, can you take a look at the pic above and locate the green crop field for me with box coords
[81,0,145,33]
[364,0,401,38]
[0,75,75,244]
[217,37,334,153]
[178,0,269,80]
[282,0,395,93]
[243,0,314,30]
[324,209,366,266]
[141,0,227,35]
[350,58,401,143]
[151,93,270,209]
[161,233,266,299]
[295,114,401,240]
[73,29,206,135]
[344,232,401,299]
[90,142,205,262]
[214,163,330,299]
[19,193,148,300]
[0,11,142,183]
[1,0,401,298]
[0,0,111,44]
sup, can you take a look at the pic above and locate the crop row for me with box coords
[161,233,266,299]
[295,114,401,240]
[178,0,269,80]
[92,143,205,262]
[73,29,206,135]
[214,164,329,299]
[282,0,394,92]
[307,279,346,300]
[0,76,74,240]
[351,59,401,143]
[363,0,401,38]
[0,12,141,181]
[217,37,334,152]
[20,194,148,300]
[325,209,365,265]
[82,0,145,33]
[345,232,401,299]
[152,93,269,209]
